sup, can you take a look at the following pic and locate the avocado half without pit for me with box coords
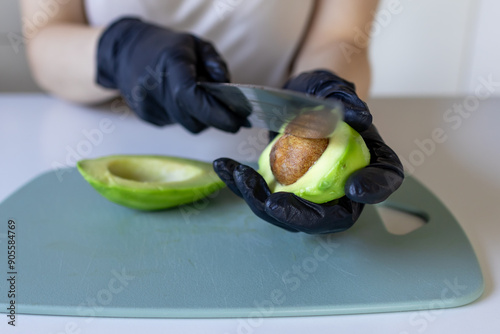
[258,121,371,203]
[77,155,225,210]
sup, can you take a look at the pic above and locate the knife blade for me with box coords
[199,82,344,139]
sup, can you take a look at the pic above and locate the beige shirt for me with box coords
[85,0,315,87]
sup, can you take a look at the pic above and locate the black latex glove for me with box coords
[213,70,404,234]
[96,17,250,133]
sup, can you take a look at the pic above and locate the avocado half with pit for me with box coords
[77,155,225,210]
[258,121,370,203]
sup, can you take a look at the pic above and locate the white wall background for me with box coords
[370,0,500,96]
[1,0,499,96]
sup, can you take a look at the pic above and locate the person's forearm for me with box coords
[26,24,117,104]
[289,0,378,101]
[291,43,371,101]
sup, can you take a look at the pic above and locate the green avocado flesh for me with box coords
[258,121,370,203]
[77,155,225,210]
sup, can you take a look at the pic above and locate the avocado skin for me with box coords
[77,155,225,211]
[258,122,370,204]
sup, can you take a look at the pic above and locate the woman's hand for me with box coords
[97,17,250,133]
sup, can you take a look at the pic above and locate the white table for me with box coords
[1,94,499,333]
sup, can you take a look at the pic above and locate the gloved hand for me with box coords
[96,17,250,133]
[213,70,404,234]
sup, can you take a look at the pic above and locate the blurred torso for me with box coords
[85,0,315,87]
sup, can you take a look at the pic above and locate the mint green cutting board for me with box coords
[0,168,483,318]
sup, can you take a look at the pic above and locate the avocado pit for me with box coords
[270,134,329,185]
[284,109,339,139]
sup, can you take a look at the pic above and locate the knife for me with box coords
[199,82,344,139]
